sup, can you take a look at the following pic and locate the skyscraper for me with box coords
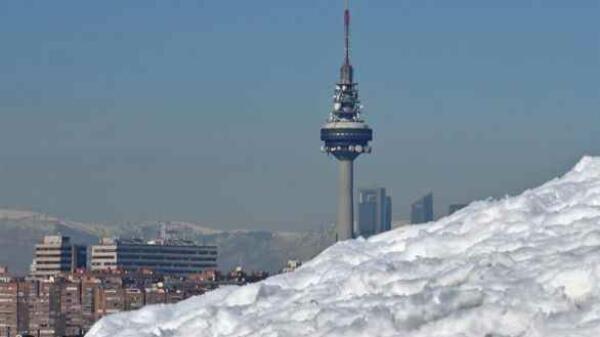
[357,187,392,238]
[385,196,392,230]
[411,193,434,224]
[320,1,373,241]
[448,203,468,215]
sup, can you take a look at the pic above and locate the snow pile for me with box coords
[87,157,600,337]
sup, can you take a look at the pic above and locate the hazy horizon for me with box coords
[1,1,598,232]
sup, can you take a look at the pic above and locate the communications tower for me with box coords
[320,0,373,241]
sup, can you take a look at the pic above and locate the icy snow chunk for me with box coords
[86,157,600,337]
[547,267,596,302]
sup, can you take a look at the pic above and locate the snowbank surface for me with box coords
[87,157,600,337]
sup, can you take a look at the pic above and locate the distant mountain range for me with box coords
[0,209,334,275]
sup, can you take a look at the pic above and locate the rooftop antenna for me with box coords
[159,222,167,242]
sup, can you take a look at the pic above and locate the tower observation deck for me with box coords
[320,0,373,241]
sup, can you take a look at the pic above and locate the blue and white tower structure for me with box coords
[320,0,373,241]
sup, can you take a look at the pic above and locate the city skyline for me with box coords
[0,1,598,231]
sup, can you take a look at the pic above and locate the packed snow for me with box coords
[87,157,600,337]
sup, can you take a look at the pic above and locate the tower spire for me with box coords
[340,0,354,84]
[344,0,350,65]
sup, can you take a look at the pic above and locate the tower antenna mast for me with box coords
[344,0,351,65]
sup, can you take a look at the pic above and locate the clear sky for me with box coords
[0,0,598,231]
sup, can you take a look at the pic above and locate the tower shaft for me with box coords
[337,159,354,241]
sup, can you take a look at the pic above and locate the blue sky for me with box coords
[0,0,598,231]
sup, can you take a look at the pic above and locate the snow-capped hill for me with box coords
[86,156,600,337]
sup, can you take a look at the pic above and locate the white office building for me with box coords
[90,238,217,276]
